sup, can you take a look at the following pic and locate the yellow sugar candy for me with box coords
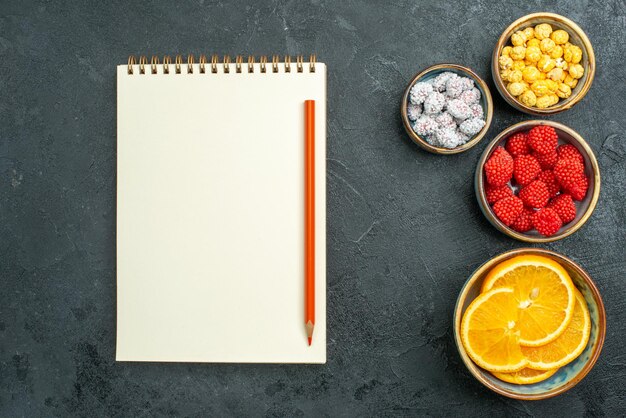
[525,45,542,62]
[509,69,523,83]
[563,47,572,62]
[502,24,582,109]
[512,60,526,71]
[534,23,553,40]
[531,80,551,96]
[499,55,513,70]
[507,82,526,96]
[556,83,572,99]
[549,93,560,105]
[563,45,582,63]
[523,27,535,40]
[569,63,585,79]
[564,75,578,88]
[527,38,541,48]
[511,31,527,46]
[551,29,569,44]
[537,55,556,72]
[550,45,564,59]
[547,67,564,81]
[540,38,556,53]
[522,66,541,83]
[510,45,526,60]
[546,79,559,92]
[536,94,555,108]
[570,45,583,64]
[519,89,537,106]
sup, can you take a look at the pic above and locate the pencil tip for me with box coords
[306,321,314,346]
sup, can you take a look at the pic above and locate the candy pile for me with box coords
[498,23,584,109]
[483,125,589,237]
[407,72,486,149]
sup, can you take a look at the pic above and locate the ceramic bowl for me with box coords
[453,248,606,400]
[401,63,493,154]
[492,12,595,115]
[475,120,600,243]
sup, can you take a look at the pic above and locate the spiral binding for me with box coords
[127,54,317,75]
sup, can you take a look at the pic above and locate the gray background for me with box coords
[1,0,625,416]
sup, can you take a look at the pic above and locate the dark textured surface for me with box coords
[1,0,625,416]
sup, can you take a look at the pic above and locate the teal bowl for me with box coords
[453,248,606,400]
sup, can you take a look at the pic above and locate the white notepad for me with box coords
[116,56,326,363]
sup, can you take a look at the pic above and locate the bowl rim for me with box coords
[401,63,494,155]
[453,247,606,400]
[475,120,601,243]
[492,12,596,115]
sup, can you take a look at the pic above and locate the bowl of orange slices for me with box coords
[453,248,605,399]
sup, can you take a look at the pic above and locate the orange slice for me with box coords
[492,368,558,385]
[521,290,591,370]
[461,287,528,373]
[481,255,576,347]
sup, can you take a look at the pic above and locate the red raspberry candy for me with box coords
[511,207,535,232]
[528,125,559,154]
[565,176,589,201]
[492,195,524,226]
[532,207,563,237]
[548,194,577,223]
[514,154,541,186]
[485,185,514,204]
[519,180,550,208]
[537,170,560,197]
[505,132,530,157]
[484,147,514,187]
[557,144,584,165]
[491,147,509,159]
[534,150,558,170]
[554,157,585,188]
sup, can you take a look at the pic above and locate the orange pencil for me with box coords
[305,100,315,346]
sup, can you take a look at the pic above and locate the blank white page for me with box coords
[116,61,326,363]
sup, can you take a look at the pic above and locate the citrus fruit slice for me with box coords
[492,367,558,385]
[521,290,591,370]
[481,255,576,347]
[461,287,528,373]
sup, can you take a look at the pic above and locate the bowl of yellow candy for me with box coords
[492,12,595,115]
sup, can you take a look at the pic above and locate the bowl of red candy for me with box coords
[475,120,600,242]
